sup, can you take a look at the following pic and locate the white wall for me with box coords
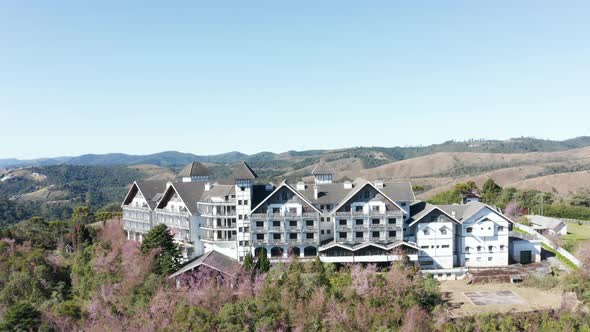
[460,207,510,267]
[415,221,455,269]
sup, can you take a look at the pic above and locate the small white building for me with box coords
[527,215,568,236]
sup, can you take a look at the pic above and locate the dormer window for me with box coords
[466,227,473,233]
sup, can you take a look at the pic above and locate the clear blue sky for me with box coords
[1,1,589,159]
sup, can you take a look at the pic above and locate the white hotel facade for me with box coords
[122,160,538,274]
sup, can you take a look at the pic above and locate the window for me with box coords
[327,230,331,234]
[239,241,243,246]
[289,233,297,240]
[256,221,264,227]
[420,260,434,266]
[339,220,347,225]
[500,245,505,251]
[273,220,280,227]
[498,226,504,232]
[320,205,324,210]
[466,227,473,233]
[273,207,280,213]
[289,207,297,213]
[364,191,370,198]
[321,230,324,234]
[372,219,380,225]
[339,232,347,239]
[355,206,363,212]
[372,205,379,212]
[281,192,288,200]
[430,215,438,223]
[306,220,314,226]
[289,220,297,227]
[238,200,243,205]
[440,228,447,235]
[306,233,314,239]
[244,241,249,246]
[442,245,450,248]
[372,231,380,238]
[420,245,429,249]
[477,246,482,252]
[244,200,248,205]
[423,229,430,235]
[273,233,281,240]
[356,232,363,238]
[488,257,493,261]
[240,187,245,191]
[244,227,249,232]
[256,234,264,240]
[238,227,243,232]
[388,218,396,225]
[401,202,407,207]
[326,217,331,221]
[356,219,363,225]
[476,257,482,262]
[238,215,243,220]
[465,247,470,253]
[389,231,397,237]
[465,258,470,262]
[488,246,493,252]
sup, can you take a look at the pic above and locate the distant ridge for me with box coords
[2,136,590,169]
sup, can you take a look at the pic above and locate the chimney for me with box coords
[205,182,211,191]
[374,180,384,188]
[451,211,456,218]
[265,182,274,192]
[343,181,353,190]
[296,181,305,191]
[314,185,319,200]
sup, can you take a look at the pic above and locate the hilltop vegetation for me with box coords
[3,219,590,330]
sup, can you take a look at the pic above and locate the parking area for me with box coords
[440,280,562,317]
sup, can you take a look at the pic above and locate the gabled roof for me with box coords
[249,181,322,215]
[436,202,515,224]
[177,162,210,178]
[527,215,566,230]
[156,182,206,215]
[232,161,258,180]
[168,250,241,279]
[122,180,168,210]
[408,201,461,227]
[319,240,420,252]
[329,179,404,214]
[311,159,335,175]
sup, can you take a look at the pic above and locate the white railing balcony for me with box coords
[252,239,266,245]
[370,224,386,230]
[287,238,300,244]
[302,226,317,231]
[252,227,266,232]
[284,212,301,218]
[269,238,284,245]
[250,213,267,219]
[336,225,350,231]
[352,224,366,230]
[269,226,283,232]
[285,226,300,231]
[302,212,319,217]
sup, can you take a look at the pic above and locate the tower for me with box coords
[311,159,334,184]
[232,161,258,261]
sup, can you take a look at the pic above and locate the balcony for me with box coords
[252,226,266,233]
[302,226,317,231]
[335,210,402,217]
[370,224,386,230]
[336,225,350,231]
[268,226,283,232]
[269,238,284,245]
[352,224,367,230]
[287,238,300,244]
[285,226,300,232]
[250,212,320,219]
[253,239,266,245]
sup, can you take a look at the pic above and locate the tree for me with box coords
[141,224,181,275]
[71,206,94,225]
[0,301,41,331]
[255,249,270,273]
[482,179,502,204]
[243,252,254,272]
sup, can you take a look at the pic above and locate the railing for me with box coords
[252,239,266,245]
[250,212,319,219]
[201,223,237,229]
[269,238,284,244]
[302,226,317,231]
[252,226,266,232]
[285,226,300,231]
[269,226,283,232]
[287,239,300,244]
[335,211,402,217]
[370,224,386,230]
[336,225,350,231]
[303,212,319,217]
[156,210,191,218]
[352,224,367,230]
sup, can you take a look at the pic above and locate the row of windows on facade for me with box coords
[237,200,249,205]
[255,233,317,240]
[339,218,400,225]
[255,220,317,227]
[465,245,505,252]
[466,226,504,233]
[338,230,397,239]
[420,244,450,249]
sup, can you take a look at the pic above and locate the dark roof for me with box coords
[157,182,206,214]
[293,179,415,207]
[231,161,258,180]
[319,240,420,252]
[123,180,167,210]
[177,162,210,178]
[200,184,235,202]
[408,201,460,226]
[169,250,241,279]
[311,159,335,175]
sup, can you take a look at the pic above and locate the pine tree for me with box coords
[482,179,502,204]
[141,224,181,275]
[243,252,254,272]
[256,249,270,273]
